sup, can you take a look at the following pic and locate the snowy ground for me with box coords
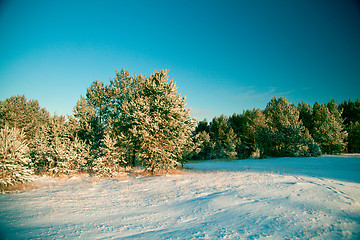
[0,155,359,239]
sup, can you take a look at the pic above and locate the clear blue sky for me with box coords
[1,0,359,121]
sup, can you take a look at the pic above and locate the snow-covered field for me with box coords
[1,155,359,239]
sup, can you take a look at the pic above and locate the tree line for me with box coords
[192,97,359,160]
[1,68,359,188]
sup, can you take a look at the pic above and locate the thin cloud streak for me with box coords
[233,86,293,102]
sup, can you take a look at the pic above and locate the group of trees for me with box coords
[1,68,359,188]
[1,69,194,187]
[192,97,359,160]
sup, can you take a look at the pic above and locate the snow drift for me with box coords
[0,155,359,239]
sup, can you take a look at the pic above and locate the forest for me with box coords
[1,69,359,188]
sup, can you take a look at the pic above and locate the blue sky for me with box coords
[1,0,359,121]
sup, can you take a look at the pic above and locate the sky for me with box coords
[1,0,359,121]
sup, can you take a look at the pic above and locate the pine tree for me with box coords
[339,99,360,153]
[0,125,33,187]
[228,113,249,158]
[31,115,89,175]
[312,103,347,154]
[120,70,194,172]
[298,102,314,133]
[74,94,105,158]
[0,95,50,140]
[340,99,360,127]
[246,109,268,158]
[195,119,209,134]
[108,69,145,167]
[92,133,126,177]
[191,130,215,160]
[263,97,317,157]
[209,115,238,158]
[347,121,360,153]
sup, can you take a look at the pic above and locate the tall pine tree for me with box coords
[118,70,194,172]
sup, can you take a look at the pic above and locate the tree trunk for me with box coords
[131,148,136,167]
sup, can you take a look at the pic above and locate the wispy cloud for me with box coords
[232,86,293,101]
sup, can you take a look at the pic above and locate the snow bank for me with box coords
[0,156,359,239]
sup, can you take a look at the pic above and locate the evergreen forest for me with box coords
[1,69,359,188]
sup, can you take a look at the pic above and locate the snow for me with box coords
[1,155,360,239]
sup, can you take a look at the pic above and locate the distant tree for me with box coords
[228,113,248,158]
[262,97,319,157]
[195,119,209,134]
[327,99,344,124]
[298,102,314,133]
[347,121,360,153]
[228,113,246,137]
[312,102,347,154]
[0,125,33,187]
[339,99,360,126]
[0,95,50,140]
[209,115,238,158]
[339,99,360,153]
[246,109,268,158]
[191,130,215,160]
[86,80,110,125]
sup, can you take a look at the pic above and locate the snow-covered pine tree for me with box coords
[92,132,127,177]
[32,115,89,175]
[0,125,33,187]
[121,70,194,173]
